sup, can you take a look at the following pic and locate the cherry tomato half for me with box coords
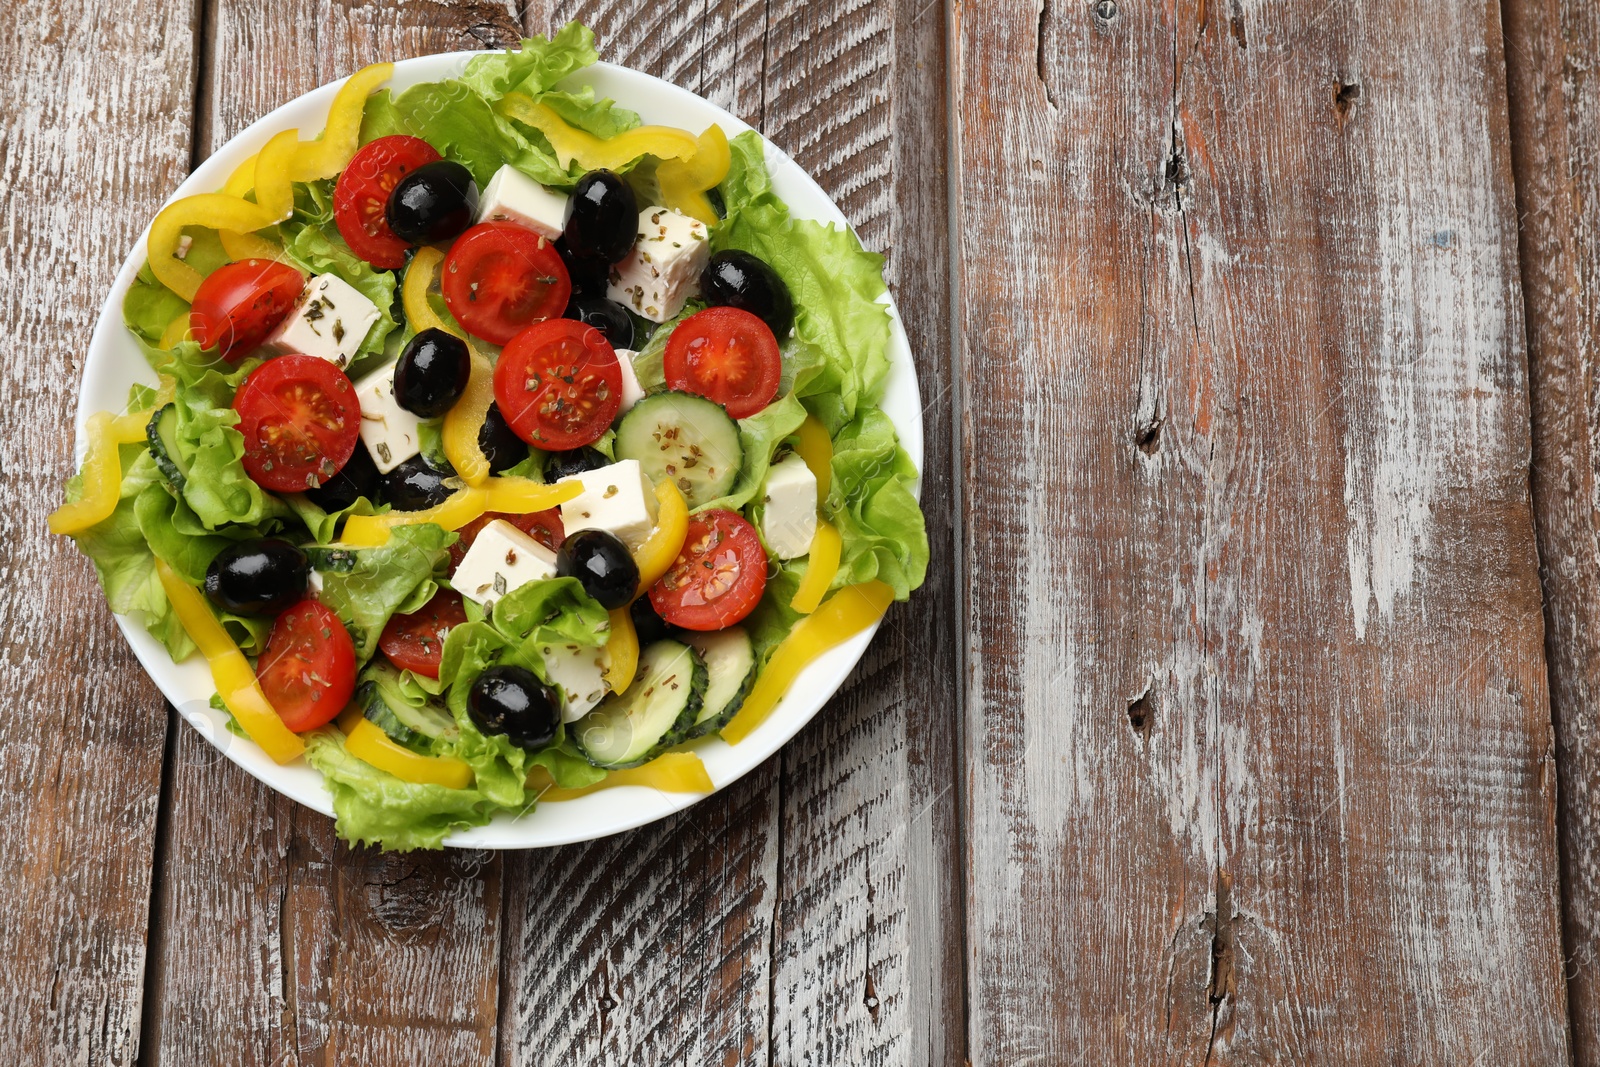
[257,599,357,732]
[493,319,622,450]
[442,222,571,345]
[448,509,566,571]
[648,508,768,631]
[233,355,362,493]
[334,135,441,268]
[378,589,468,679]
[189,259,306,360]
[663,306,782,419]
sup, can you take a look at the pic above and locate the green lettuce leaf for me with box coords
[540,86,641,139]
[459,23,600,100]
[529,743,608,789]
[303,728,501,851]
[312,524,455,661]
[68,450,194,660]
[714,131,891,433]
[361,82,571,189]
[282,492,385,545]
[826,408,927,600]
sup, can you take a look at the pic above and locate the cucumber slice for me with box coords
[572,639,706,768]
[356,681,424,748]
[614,392,742,508]
[146,404,189,488]
[360,662,460,744]
[683,627,756,738]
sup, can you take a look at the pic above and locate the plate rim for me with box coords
[74,51,923,849]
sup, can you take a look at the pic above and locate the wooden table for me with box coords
[10,0,1600,1061]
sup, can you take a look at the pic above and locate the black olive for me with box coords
[468,665,561,750]
[565,295,634,350]
[556,529,640,610]
[563,170,637,263]
[387,160,479,244]
[303,444,379,514]
[629,595,672,647]
[542,446,610,483]
[701,250,795,339]
[394,328,470,418]
[381,455,455,511]
[204,539,309,616]
[478,403,530,474]
[556,238,610,297]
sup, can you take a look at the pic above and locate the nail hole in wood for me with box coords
[1334,81,1361,119]
[1127,691,1154,736]
[1094,0,1118,24]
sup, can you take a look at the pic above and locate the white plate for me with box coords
[75,53,922,848]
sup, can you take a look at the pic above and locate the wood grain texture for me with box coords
[1503,0,1600,1059]
[957,0,1571,1061]
[498,4,964,1065]
[0,3,197,1064]
[143,5,523,1065]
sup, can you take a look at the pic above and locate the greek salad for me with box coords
[52,24,928,851]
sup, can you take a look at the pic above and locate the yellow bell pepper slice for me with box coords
[159,313,193,350]
[604,606,639,694]
[148,194,278,302]
[339,709,474,789]
[223,152,260,197]
[497,93,699,171]
[219,130,302,261]
[339,478,581,547]
[530,751,714,801]
[149,63,390,301]
[47,409,153,535]
[721,580,894,744]
[401,246,454,334]
[792,416,833,501]
[632,480,689,597]
[443,352,495,487]
[218,230,285,263]
[290,62,395,181]
[658,125,730,226]
[154,560,306,764]
[406,247,496,487]
[790,521,842,615]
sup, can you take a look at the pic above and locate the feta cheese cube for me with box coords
[451,519,559,615]
[474,164,570,239]
[605,206,709,323]
[538,641,610,722]
[352,361,423,474]
[558,459,659,550]
[760,452,818,559]
[615,349,645,414]
[266,273,380,369]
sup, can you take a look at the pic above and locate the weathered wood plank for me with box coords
[143,5,522,1065]
[958,0,1571,1061]
[0,3,198,1063]
[497,9,781,1065]
[499,5,962,1065]
[756,0,965,1063]
[1502,0,1600,1059]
